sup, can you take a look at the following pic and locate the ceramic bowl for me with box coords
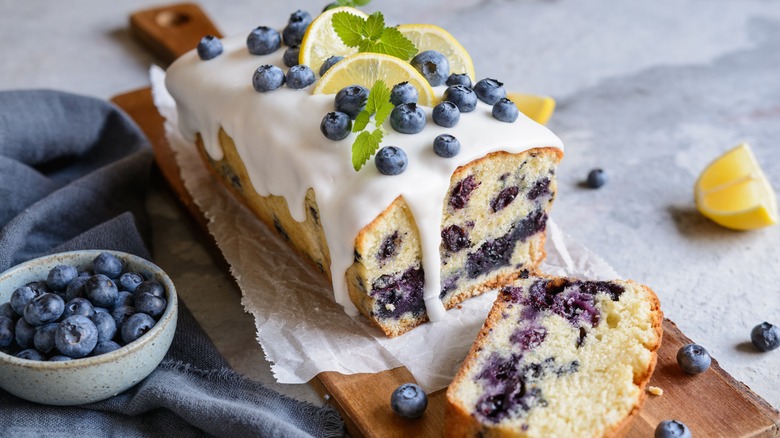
[0,250,177,405]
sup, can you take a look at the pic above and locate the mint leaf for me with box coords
[331,11,418,61]
[376,27,418,60]
[353,111,370,132]
[353,0,371,5]
[333,11,365,47]
[366,80,390,114]
[364,12,385,40]
[352,131,372,171]
[374,101,394,126]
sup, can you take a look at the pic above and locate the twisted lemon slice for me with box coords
[299,6,368,75]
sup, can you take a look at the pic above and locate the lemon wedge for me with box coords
[506,92,556,125]
[312,52,437,106]
[397,24,476,83]
[695,143,778,230]
[299,7,368,75]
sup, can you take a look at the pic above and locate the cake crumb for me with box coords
[647,386,663,396]
[385,303,396,311]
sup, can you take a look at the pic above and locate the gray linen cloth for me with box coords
[0,90,344,438]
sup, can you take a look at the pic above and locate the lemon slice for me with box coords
[695,143,778,230]
[506,92,556,125]
[397,24,476,83]
[299,7,368,75]
[313,52,437,106]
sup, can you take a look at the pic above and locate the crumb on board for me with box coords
[647,386,663,396]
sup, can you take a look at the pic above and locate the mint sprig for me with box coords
[332,11,417,60]
[351,80,395,171]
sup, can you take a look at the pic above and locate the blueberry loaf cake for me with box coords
[446,276,663,437]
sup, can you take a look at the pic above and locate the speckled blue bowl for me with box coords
[0,250,177,405]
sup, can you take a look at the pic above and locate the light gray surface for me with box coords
[2,0,778,411]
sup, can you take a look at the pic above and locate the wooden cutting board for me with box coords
[114,4,780,436]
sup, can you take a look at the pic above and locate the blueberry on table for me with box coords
[119,272,145,293]
[90,310,117,343]
[446,73,472,88]
[655,420,692,438]
[92,252,123,279]
[85,274,119,309]
[0,316,14,348]
[586,169,608,189]
[751,322,780,352]
[62,297,95,319]
[197,35,223,60]
[252,65,286,92]
[443,85,477,113]
[24,293,65,326]
[320,112,352,141]
[433,134,461,158]
[10,285,42,315]
[390,103,426,134]
[473,78,506,105]
[15,318,36,349]
[335,85,369,119]
[47,264,78,291]
[247,26,281,55]
[33,322,59,354]
[135,293,167,319]
[677,343,711,374]
[492,98,519,123]
[390,383,428,419]
[432,101,460,128]
[319,55,343,76]
[55,315,99,358]
[390,82,419,106]
[92,340,122,356]
[16,349,46,361]
[121,313,157,344]
[283,45,300,68]
[410,50,450,86]
[286,65,316,89]
[375,146,408,176]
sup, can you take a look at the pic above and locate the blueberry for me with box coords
[10,285,43,315]
[111,306,136,331]
[751,322,780,352]
[473,78,506,104]
[319,55,343,76]
[16,349,45,361]
[62,297,94,319]
[390,82,419,106]
[586,169,608,189]
[47,265,78,291]
[390,383,428,419]
[441,225,470,252]
[26,280,52,295]
[390,103,426,134]
[49,355,73,362]
[375,146,408,176]
[121,313,157,344]
[286,65,316,89]
[93,252,123,279]
[33,322,59,354]
[247,26,281,55]
[492,98,519,123]
[335,85,369,119]
[320,112,352,141]
[15,318,36,348]
[0,302,17,320]
[252,65,286,92]
[283,45,300,67]
[134,280,165,299]
[85,274,119,309]
[283,10,311,46]
[24,293,65,326]
[446,73,472,88]
[410,50,450,86]
[119,272,144,293]
[90,311,117,343]
[65,276,89,301]
[197,35,223,60]
[677,343,711,374]
[433,134,461,158]
[655,420,692,438]
[55,315,98,358]
[92,340,122,356]
[135,293,167,319]
[113,291,134,309]
[0,316,14,348]
[432,101,460,128]
[443,85,477,113]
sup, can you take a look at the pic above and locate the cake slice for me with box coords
[446,276,663,437]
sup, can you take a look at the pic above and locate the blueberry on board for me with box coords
[586,169,608,189]
[676,343,711,374]
[55,315,99,358]
[121,313,157,344]
[90,311,117,343]
[135,293,167,320]
[473,78,506,105]
[92,252,123,279]
[320,112,352,141]
[286,65,316,89]
[134,280,165,299]
[283,10,312,46]
[15,317,36,348]
[85,274,119,309]
[446,73,472,88]
[65,276,89,301]
[319,55,343,76]
[47,264,78,291]
[197,35,223,60]
[247,26,281,55]
[113,291,134,310]
[111,306,136,331]
[410,50,450,86]
[375,146,408,176]
[390,82,419,106]
[751,322,780,352]
[443,85,477,113]
[335,85,369,119]
[432,101,460,128]
[0,316,14,348]
[119,272,144,293]
[24,293,65,326]
[33,322,59,354]
[390,383,428,419]
[390,103,426,134]
[92,340,122,356]
[49,355,73,362]
[10,285,42,315]
[283,45,300,67]
[0,302,16,320]
[655,420,692,438]
[433,134,461,158]
[16,349,45,361]
[253,65,286,92]
[492,98,519,123]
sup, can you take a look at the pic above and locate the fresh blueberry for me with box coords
[390,82,419,106]
[33,322,59,354]
[320,112,352,141]
[473,78,506,104]
[433,134,461,158]
[10,285,43,315]
[432,101,460,127]
[319,55,343,76]
[677,343,711,374]
[62,297,95,319]
[47,265,78,291]
[24,293,65,326]
[443,85,477,113]
[446,73,472,88]
[85,274,119,309]
[0,302,17,320]
[751,322,780,352]
[0,316,14,348]
[655,420,692,438]
[375,146,408,176]
[26,281,52,295]
[92,340,122,356]
[492,98,519,123]
[410,50,450,86]
[15,318,36,348]
[134,280,165,299]
[197,35,223,60]
[335,85,369,119]
[92,252,123,279]
[65,276,89,301]
[135,293,167,319]
[586,169,608,189]
[90,310,117,343]
[286,65,316,89]
[119,272,144,293]
[49,355,73,362]
[111,306,136,331]
[55,315,98,358]
[121,313,157,344]
[16,349,45,361]
[252,65,286,92]
[390,383,428,419]
[283,45,300,67]
[390,103,426,134]
[247,26,281,55]
[94,307,109,314]
[283,10,312,47]
[113,291,134,310]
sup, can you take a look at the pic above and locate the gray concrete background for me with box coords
[2,0,778,409]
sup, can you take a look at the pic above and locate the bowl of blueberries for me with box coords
[0,250,177,405]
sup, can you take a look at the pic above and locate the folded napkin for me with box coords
[0,90,344,437]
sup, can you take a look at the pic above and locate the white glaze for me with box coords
[165,32,563,322]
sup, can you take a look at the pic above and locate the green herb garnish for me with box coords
[351,80,395,171]
[332,11,418,60]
